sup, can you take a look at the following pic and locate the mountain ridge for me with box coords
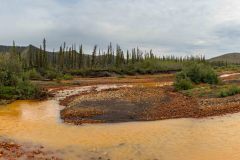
[209,52,240,64]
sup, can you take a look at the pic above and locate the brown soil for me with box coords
[59,84,240,125]
[38,73,238,125]
[0,138,62,160]
[37,74,174,91]
[197,94,240,117]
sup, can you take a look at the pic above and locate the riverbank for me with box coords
[59,85,240,125]
[1,73,240,159]
[3,72,240,125]
[2,99,240,160]
[0,138,61,160]
[0,85,50,105]
[56,73,240,125]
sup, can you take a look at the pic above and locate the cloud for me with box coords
[1,0,240,57]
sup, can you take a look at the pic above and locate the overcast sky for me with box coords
[1,0,240,58]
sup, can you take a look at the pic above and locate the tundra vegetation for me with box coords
[175,60,240,98]
[2,38,230,102]
[0,45,47,101]
[174,62,219,91]
[0,39,206,77]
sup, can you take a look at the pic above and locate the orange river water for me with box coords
[0,99,240,159]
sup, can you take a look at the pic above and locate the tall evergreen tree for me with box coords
[91,45,97,68]
[78,45,84,69]
[43,38,47,68]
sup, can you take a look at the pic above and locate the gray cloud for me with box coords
[1,0,240,58]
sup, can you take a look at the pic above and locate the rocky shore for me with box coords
[59,84,240,125]
[0,138,61,160]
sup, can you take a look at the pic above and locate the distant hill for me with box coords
[0,45,54,60]
[0,44,90,61]
[0,45,27,53]
[209,53,240,64]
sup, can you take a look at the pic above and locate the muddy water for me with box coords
[1,94,240,159]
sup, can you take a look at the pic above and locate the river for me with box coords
[0,95,240,159]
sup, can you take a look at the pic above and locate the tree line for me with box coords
[9,39,206,72]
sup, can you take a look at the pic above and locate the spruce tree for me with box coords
[91,45,97,68]
[43,38,47,68]
[78,45,84,69]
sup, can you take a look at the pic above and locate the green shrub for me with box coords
[218,90,228,98]
[45,70,59,80]
[0,82,47,100]
[218,85,240,98]
[184,63,202,84]
[200,66,219,84]
[174,62,219,91]
[175,71,188,82]
[63,74,73,80]
[174,78,193,91]
[17,81,44,98]
[26,69,42,80]
[0,86,17,99]
[68,60,184,77]
[183,63,219,84]
[0,71,20,86]
[0,55,48,100]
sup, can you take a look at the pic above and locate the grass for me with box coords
[217,85,240,98]
[180,83,240,98]
[181,85,214,97]
[214,65,240,74]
